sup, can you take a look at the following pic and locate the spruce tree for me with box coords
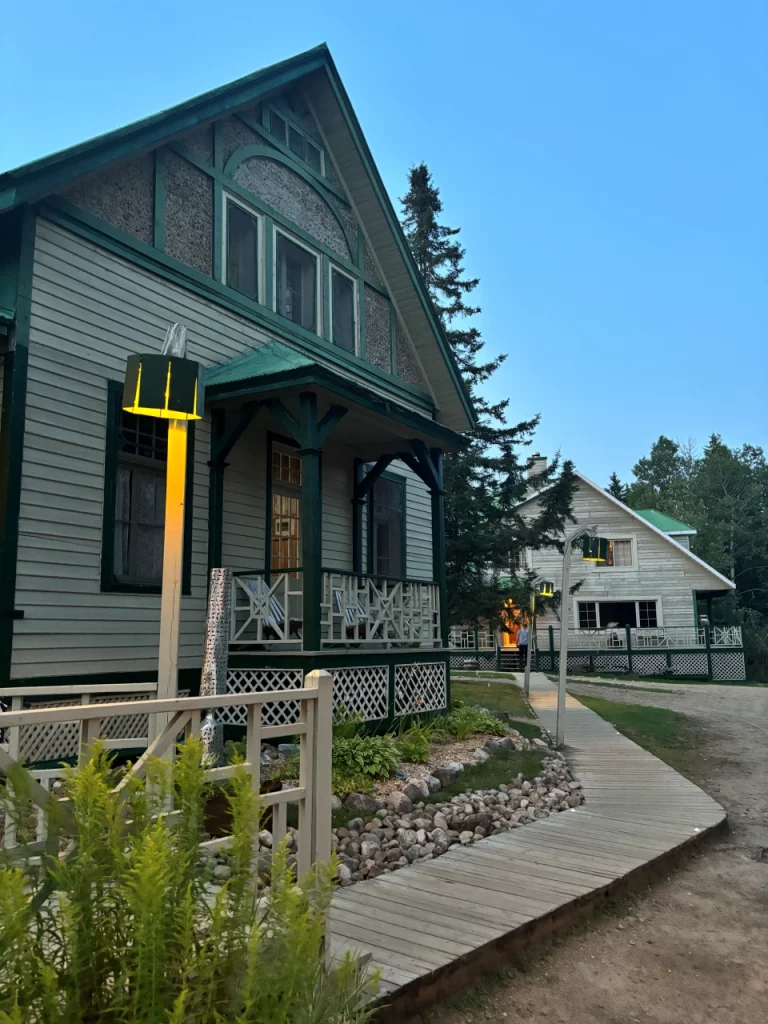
[401,164,576,626]
[607,472,628,502]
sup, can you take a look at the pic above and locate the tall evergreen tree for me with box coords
[401,164,576,625]
[606,472,628,502]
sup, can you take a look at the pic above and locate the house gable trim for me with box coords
[517,471,736,591]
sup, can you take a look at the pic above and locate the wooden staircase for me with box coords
[499,648,523,672]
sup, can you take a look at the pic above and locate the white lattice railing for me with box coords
[230,571,304,646]
[448,626,495,650]
[322,571,440,648]
[536,625,743,651]
[1,672,333,875]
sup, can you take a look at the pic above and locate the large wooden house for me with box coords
[0,45,475,751]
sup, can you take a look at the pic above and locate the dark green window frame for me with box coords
[367,470,407,580]
[101,380,195,594]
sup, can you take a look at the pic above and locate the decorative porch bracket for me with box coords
[263,393,349,650]
[208,402,261,571]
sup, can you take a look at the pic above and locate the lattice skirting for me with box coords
[591,654,629,673]
[633,654,669,676]
[711,651,746,681]
[449,652,496,670]
[670,653,708,677]
[535,654,554,672]
[394,662,447,716]
[224,665,390,728]
[566,654,591,672]
[18,693,160,764]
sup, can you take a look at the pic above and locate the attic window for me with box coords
[268,107,324,174]
[603,539,633,567]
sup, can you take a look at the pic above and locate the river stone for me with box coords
[258,829,273,848]
[213,864,231,881]
[337,863,353,886]
[387,791,413,815]
[432,762,464,787]
[330,794,343,811]
[278,743,300,757]
[403,777,431,802]
[344,792,379,815]
[459,830,474,844]
[360,838,380,859]
[425,774,442,794]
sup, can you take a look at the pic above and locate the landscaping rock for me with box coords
[386,791,413,815]
[432,762,464,787]
[330,794,343,811]
[258,829,273,848]
[473,748,491,763]
[344,793,379,815]
[403,778,431,802]
[213,864,231,881]
[425,774,442,794]
[459,830,474,844]
[278,743,300,757]
[337,863,353,886]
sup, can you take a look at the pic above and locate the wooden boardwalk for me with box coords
[329,672,726,1006]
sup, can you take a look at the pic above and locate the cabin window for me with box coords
[101,383,194,593]
[578,602,597,629]
[276,232,318,332]
[603,539,633,567]
[331,267,357,353]
[225,198,261,301]
[271,446,302,572]
[638,600,658,628]
[268,106,325,174]
[369,476,405,578]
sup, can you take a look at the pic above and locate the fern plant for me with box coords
[0,738,377,1023]
[441,705,508,741]
[393,720,431,764]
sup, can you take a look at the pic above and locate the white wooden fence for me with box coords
[0,670,333,878]
[536,625,743,651]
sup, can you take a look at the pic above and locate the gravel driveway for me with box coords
[424,680,768,1024]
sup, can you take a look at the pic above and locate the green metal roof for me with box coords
[206,340,314,388]
[633,509,696,534]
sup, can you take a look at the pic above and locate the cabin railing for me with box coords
[535,625,743,650]
[0,670,333,875]
[229,568,441,649]
[448,626,495,650]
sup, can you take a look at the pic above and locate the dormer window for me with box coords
[269,107,324,174]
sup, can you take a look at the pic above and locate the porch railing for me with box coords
[322,569,440,648]
[535,625,743,651]
[229,568,441,649]
[448,626,495,650]
[0,671,333,877]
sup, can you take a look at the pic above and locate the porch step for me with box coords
[499,650,523,672]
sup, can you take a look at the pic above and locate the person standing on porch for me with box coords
[517,624,529,667]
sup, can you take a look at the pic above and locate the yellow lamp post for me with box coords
[523,579,554,698]
[556,527,607,746]
[123,324,204,722]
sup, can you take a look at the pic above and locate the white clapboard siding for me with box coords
[521,481,727,629]
[14,219,437,679]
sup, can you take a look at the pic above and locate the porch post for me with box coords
[429,448,449,649]
[298,392,323,652]
[625,624,633,673]
[352,459,365,576]
[208,409,227,573]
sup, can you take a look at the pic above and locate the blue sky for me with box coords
[3,1,766,485]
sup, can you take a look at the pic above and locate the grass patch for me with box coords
[452,669,517,681]
[548,674,680,695]
[576,694,706,778]
[426,748,545,801]
[452,680,535,719]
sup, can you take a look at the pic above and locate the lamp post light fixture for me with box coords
[555,526,607,747]
[523,579,555,698]
[123,324,204,725]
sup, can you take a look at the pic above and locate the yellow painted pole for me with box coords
[157,419,188,709]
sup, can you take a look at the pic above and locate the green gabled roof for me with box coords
[206,340,314,388]
[633,509,696,535]
[0,44,476,432]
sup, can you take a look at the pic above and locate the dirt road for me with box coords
[423,681,768,1024]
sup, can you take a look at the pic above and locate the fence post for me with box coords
[307,669,333,868]
[625,625,633,674]
[549,626,555,671]
[705,627,713,681]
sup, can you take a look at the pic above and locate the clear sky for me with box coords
[3,1,766,485]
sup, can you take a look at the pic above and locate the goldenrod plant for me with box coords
[0,738,377,1023]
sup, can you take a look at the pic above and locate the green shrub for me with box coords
[0,738,377,1023]
[441,705,508,741]
[333,707,366,740]
[332,735,400,782]
[393,720,431,764]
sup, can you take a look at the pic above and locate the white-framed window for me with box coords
[576,599,661,629]
[223,194,263,302]
[274,229,320,333]
[578,602,598,629]
[598,537,636,568]
[269,107,325,175]
[330,265,358,354]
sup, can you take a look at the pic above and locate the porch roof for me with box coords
[205,340,468,453]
